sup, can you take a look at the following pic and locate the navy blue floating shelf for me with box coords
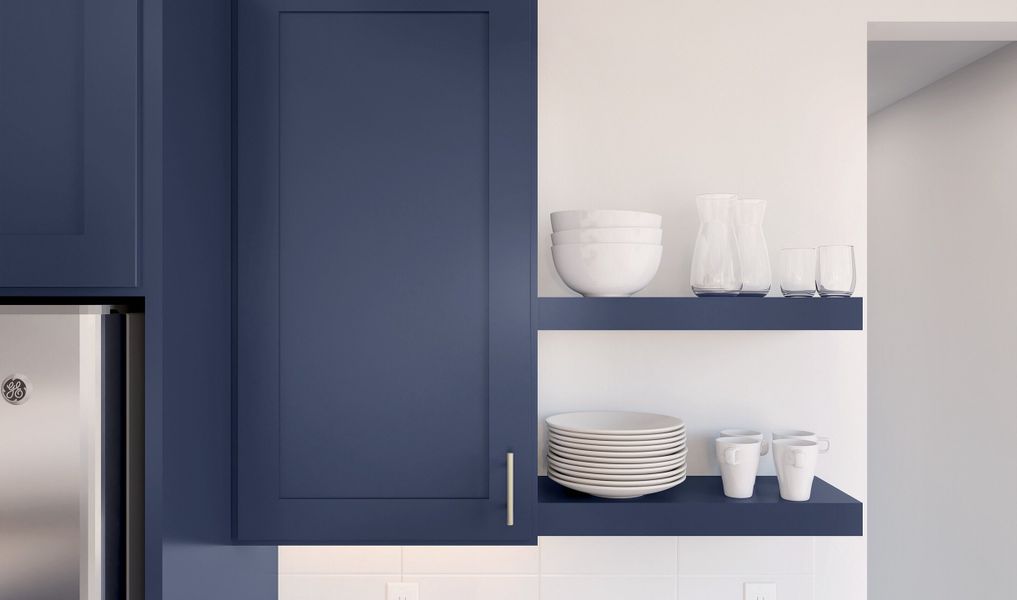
[538,297,863,331]
[537,476,862,536]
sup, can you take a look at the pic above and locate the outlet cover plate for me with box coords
[745,582,777,600]
[387,582,419,600]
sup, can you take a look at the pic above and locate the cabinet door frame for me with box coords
[235,0,536,544]
[0,0,139,288]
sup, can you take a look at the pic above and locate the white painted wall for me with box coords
[869,42,1017,600]
[280,1,1017,599]
[867,41,1011,113]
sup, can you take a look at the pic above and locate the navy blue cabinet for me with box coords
[0,0,139,288]
[235,0,536,543]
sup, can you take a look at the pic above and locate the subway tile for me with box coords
[540,536,678,575]
[278,574,393,600]
[402,546,538,575]
[278,546,402,575]
[404,575,538,600]
[678,575,814,600]
[677,537,813,576]
[541,575,677,600]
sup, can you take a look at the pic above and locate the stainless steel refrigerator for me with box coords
[0,306,143,600]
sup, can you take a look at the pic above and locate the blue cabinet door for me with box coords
[235,0,536,543]
[0,0,139,287]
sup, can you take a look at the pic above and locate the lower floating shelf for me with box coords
[537,475,862,536]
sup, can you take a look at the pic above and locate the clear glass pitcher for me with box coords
[733,198,771,297]
[690,194,742,296]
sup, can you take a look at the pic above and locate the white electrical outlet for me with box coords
[387,582,419,600]
[744,582,777,600]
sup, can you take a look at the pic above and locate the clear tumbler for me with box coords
[779,248,816,298]
[816,245,855,297]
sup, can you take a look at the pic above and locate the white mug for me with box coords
[720,429,769,456]
[772,439,818,501]
[773,430,830,454]
[715,436,762,499]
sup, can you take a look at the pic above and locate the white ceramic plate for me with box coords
[546,412,685,436]
[547,426,685,442]
[548,466,684,487]
[553,445,687,463]
[548,449,686,471]
[549,446,686,464]
[548,456,685,476]
[552,227,662,246]
[549,430,685,448]
[550,210,663,233]
[548,461,686,481]
[548,472,686,499]
[549,435,684,453]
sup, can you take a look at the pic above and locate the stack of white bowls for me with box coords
[550,210,663,297]
[546,411,687,499]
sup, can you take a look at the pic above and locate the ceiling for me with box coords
[868,41,1013,114]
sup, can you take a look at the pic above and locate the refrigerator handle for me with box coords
[100,312,144,600]
[124,314,145,600]
[100,314,126,600]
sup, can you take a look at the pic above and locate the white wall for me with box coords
[280,1,1017,599]
[868,42,1017,600]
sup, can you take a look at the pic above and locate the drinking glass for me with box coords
[816,245,856,297]
[733,199,771,297]
[779,248,816,298]
[690,194,742,296]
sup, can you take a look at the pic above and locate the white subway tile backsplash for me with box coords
[539,536,678,575]
[402,546,538,574]
[678,575,814,600]
[405,575,539,600]
[678,537,814,576]
[277,537,817,599]
[278,574,393,600]
[278,546,402,575]
[541,575,677,600]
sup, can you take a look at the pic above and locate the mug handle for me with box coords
[760,439,770,457]
[817,437,831,454]
[724,447,739,465]
[785,448,806,469]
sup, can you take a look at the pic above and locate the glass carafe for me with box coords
[690,194,742,296]
[733,198,771,297]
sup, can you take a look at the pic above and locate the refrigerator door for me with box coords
[0,309,126,600]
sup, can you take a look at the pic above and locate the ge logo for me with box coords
[2,375,31,405]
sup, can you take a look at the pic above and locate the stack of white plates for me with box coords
[546,411,687,499]
[550,210,663,297]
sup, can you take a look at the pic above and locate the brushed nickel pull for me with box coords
[506,452,515,527]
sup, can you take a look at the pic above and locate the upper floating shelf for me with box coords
[538,297,863,331]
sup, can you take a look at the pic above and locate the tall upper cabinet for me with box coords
[234,0,537,543]
[0,0,139,287]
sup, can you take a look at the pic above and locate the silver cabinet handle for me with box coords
[506,452,515,527]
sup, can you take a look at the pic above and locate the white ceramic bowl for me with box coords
[551,227,662,246]
[551,244,662,297]
[550,210,662,233]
